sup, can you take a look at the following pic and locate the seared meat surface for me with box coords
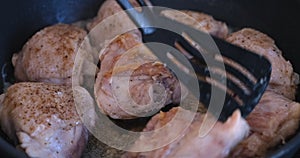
[230,91,300,157]
[91,0,182,119]
[12,24,89,85]
[161,10,229,39]
[123,107,249,158]
[227,28,299,100]
[0,82,88,158]
[94,31,181,119]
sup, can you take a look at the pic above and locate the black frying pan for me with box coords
[1,0,300,157]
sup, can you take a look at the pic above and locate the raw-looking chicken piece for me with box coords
[230,91,300,157]
[123,107,249,158]
[87,0,140,31]
[94,31,182,119]
[0,82,88,158]
[12,23,93,85]
[226,28,299,100]
[161,10,229,39]
[86,0,143,47]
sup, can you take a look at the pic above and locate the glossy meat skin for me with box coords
[91,0,182,119]
[0,82,88,158]
[12,24,89,85]
[161,10,229,39]
[123,107,249,158]
[94,32,181,119]
[230,91,300,157]
[226,28,299,100]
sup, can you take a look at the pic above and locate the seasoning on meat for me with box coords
[12,24,93,85]
[226,28,299,100]
[0,82,88,158]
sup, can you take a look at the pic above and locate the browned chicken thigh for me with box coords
[89,0,181,119]
[0,82,88,158]
[94,31,181,119]
[12,24,89,85]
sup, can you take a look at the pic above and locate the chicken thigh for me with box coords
[226,28,299,100]
[226,28,300,157]
[94,31,181,119]
[0,82,88,158]
[86,0,142,47]
[87,0,140,31]
[12,24,91,85]
[123,107,249,158]
[89,0,182,119]
[230,91,300,157]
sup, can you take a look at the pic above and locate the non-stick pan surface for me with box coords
[0,0,300,157]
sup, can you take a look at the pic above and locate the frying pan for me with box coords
[0,0,300,157]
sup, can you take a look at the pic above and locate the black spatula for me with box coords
[116,0,271,121]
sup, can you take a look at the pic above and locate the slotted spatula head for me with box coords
[116,0,271,121]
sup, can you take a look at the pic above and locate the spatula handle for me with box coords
[116,0,156,35]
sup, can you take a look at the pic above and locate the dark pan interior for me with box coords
[0,0,300,157]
